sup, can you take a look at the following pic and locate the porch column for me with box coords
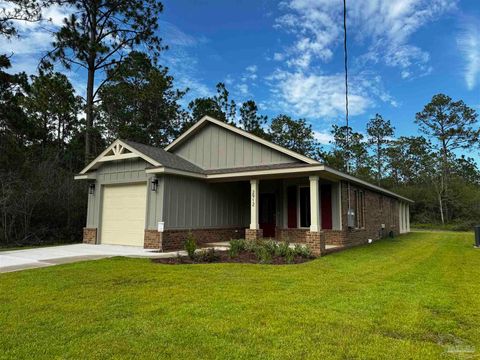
[246,179,262,240]
[309,176,320,232]
[406,204,410,232]
[250,179,259,230]
[399,202,404,233]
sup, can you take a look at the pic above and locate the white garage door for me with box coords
[100,183,147,246]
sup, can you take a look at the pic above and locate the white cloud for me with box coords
[158,22,213,102]
[159,21,208,47]
[267,70,373,118]
[457,20,480,90]
[273,52,284,61]
[236,83,249,96]
[313,130,333,145]
[275,0,457,76]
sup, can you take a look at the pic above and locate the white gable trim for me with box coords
[79,139,161,174]
[165,116,319,165]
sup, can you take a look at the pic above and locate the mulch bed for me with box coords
[152,250,314,265]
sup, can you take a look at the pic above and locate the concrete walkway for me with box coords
[0,244,203,273]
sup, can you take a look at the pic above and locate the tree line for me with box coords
[1,0,479,247]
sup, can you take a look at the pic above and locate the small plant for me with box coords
[184,232,197,260]
[276,241,290,257]
[294,244,313,258]
[255,246,272,264]
[244,239,259,252]
[196,248,219,262]
[229,239,246,258]
[264,239,278,255]
[284,247,295,264]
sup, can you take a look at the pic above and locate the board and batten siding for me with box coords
[162,175,249,230]
[86,158,162,230]
[173,123,299,169]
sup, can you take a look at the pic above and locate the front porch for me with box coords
[242,175,344,256]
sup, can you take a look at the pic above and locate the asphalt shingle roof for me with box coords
[122,140,205,174]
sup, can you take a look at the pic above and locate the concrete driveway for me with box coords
[0,244,176,273]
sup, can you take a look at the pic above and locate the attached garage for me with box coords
[100,183,147,246]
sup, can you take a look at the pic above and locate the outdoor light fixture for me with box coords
[150,178,158,192]
[89,183,95,195]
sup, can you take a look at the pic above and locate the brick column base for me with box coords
[245,228,263,241]
[83,228,97,244]
[144,230,162,250]
[306,231,325,256]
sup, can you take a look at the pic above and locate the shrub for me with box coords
[294,244,313,258]
[184,232,197,260]
[196,248,219,262]
[284,247,295,264]
[263,239,278,255]
[229,239,246,258]
[276,241,290,257]
[244,239,259,252]
[255,246,272,264]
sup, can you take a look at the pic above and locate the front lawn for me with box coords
[1,231,479,359]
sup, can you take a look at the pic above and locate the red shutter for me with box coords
[287,186,297,228]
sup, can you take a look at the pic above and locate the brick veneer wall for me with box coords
[144,230,161,249]
[324,181,400,247]
[275,228,308,243]
[245,229,263,241]
[160,227,245,251]
[83,228,97,244]
[305,231,325,256]
[274,181,401,249]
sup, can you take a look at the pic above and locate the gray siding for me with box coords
[173,123,299,169]
[162,175,249,229]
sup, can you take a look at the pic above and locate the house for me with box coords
[75,116,412,255]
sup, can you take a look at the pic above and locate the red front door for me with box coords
[259,193,276,238]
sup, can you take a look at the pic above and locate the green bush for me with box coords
[284,247,295,264]
[184,232,197,260]
[293,244,313,258]
[229,239,246,258]
[275,241,290,257]
[264,240,278,255]
[196,248,219,262]
[255,246,272,264]
[244,239,259,252]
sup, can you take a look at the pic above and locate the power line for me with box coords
[343,0,350,174]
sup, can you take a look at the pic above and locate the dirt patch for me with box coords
[152,250,314,265]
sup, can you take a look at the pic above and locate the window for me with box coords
[299,186,311,228]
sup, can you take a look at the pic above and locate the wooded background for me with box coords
[1,0,479,247]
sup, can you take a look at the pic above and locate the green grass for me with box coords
[1,231,479,359]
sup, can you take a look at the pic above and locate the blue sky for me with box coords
[2,0,480,154]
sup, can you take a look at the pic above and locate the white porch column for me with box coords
[309,176,320,232]
[406,204,411,232]
[400,203,407,233]
[249,179,259,230]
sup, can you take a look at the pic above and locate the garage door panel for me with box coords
[100,183,147,246]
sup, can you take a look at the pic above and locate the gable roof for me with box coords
[122,140,205,173]
[78,139,204,175]
[165,116,320,165]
